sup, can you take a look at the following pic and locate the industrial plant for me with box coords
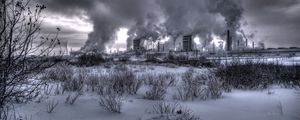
[109,29,300,65]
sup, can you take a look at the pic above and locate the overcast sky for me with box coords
[38,0,300,52]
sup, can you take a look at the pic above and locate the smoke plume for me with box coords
[41,0,244,52]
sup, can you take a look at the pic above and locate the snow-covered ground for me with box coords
[12,65,300,120]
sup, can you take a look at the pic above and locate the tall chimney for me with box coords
[226,30,232,51]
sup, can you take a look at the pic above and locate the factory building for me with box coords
[226,30,232,51]
[133,39,141,51]
[183,35,193,51]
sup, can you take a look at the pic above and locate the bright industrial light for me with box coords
[115,28,129,44]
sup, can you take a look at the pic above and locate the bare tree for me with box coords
[0,0,60,117]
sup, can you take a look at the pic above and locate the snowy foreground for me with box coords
[14,65,300,120]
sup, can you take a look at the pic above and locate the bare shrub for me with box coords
[150,102,200,120]
[86,74,100,92]
[159,73,177,86]
[98,94,123,113]
[42,63,73,82]
[206,74,223,99]
[141,73,175,87]
[43,84,54,96]
[65,95,71,104]
[92,74,113,95]
[65,92,81,105]
[76,68,89,82]
[54,84,62,95]
[59,68,89,92]
[175,69,202,101]
[95,82,108,95]
[214,60,300,89]
[175,70,222,101]
[46,99,59,113]
[141,72,176,100]
[106,70,141,95]
[141,73,157,86]
[62,76,84,92]
[90,69,142,95]
[144,78,168,100]
[1,106,34,120]
[0,106,9,120]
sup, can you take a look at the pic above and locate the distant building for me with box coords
[226,30,232,51]
[133,39,146,55]
[133,39,141,51]
[183,35,193,51]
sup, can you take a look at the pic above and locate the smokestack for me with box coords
[226,30,232,51]
[237,39,240,50]
[157,42,160,52]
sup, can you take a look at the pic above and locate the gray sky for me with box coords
[38,0,300,52]
[242,0,300,48]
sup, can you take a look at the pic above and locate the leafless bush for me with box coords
[54,84,62,95]
[150,102,200,120]
[59,68,88,92]
[65,92,81,105]
[43,84,54,96]
[214,60,300,89]
[106,70,141,95]
[42,63,73,82]
[1,106,33,120]
[140,73,157,86]
[175,69,202,101]
[142,73,175,87]
[90,69,142,96]
[95,82,108,95]
[46,99,59,113]
[91,74,112,95]
[206,74,222,99]
[159,73,177,86]
[175,70,222,101]
[76,68,89,82]
[0,106,9,120]
[86,74,100,92]
[144,78,168,100]
[62,76,84,92]
[98,94,123,113]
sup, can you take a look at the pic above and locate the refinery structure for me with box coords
[68,28,300,66]
[126,29,300,59]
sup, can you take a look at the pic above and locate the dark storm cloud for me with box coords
[242,0,300,48]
